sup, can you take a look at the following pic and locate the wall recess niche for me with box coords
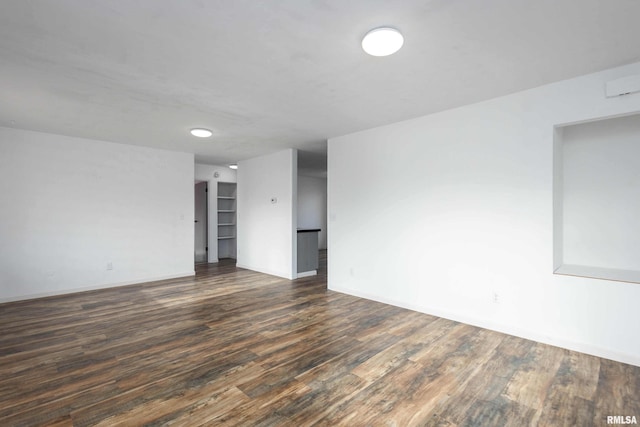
[553,113,640,283]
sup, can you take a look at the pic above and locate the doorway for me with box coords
[194,181,208,264]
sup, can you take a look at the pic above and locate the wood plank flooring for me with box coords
[1,252,639,426]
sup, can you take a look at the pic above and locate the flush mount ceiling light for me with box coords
[362,27,404,57]
[190,128,213,138]
[229,164,238,170]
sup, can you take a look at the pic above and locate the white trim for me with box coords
[329,284,640,368]
[292,149,298,280]
[0,271,195,304]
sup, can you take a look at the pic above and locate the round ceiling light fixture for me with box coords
[190,128,213,138]
[362,27,404,57]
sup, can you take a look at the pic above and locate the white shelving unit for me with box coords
[217,182,237,259]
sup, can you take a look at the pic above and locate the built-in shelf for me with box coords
[555,264,640,284]
[217,182,237,259]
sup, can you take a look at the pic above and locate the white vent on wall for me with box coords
[605,74,640,98]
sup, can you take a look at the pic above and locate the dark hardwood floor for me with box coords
[1,251,639,426]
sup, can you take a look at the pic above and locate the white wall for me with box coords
[328,61,640,366]
[297,175,327,250]
[194,163,237,262]
[0,127,194,302]
[237,149,297,279]
[194,163,237,184]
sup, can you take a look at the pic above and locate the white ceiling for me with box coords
[1,0,639,172]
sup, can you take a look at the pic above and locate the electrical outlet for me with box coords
[107,262,113,271]
[493,292,499,304]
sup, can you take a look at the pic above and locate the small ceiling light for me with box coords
[190,128,213,138]
[229,164,238,170]
[362,27,404,57]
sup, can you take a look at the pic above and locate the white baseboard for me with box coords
[0,271,196,304]
[236,263,294,280]
[329,284,640,368]
[296,270,317,278]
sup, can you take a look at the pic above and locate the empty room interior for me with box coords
[2,1,640,426]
